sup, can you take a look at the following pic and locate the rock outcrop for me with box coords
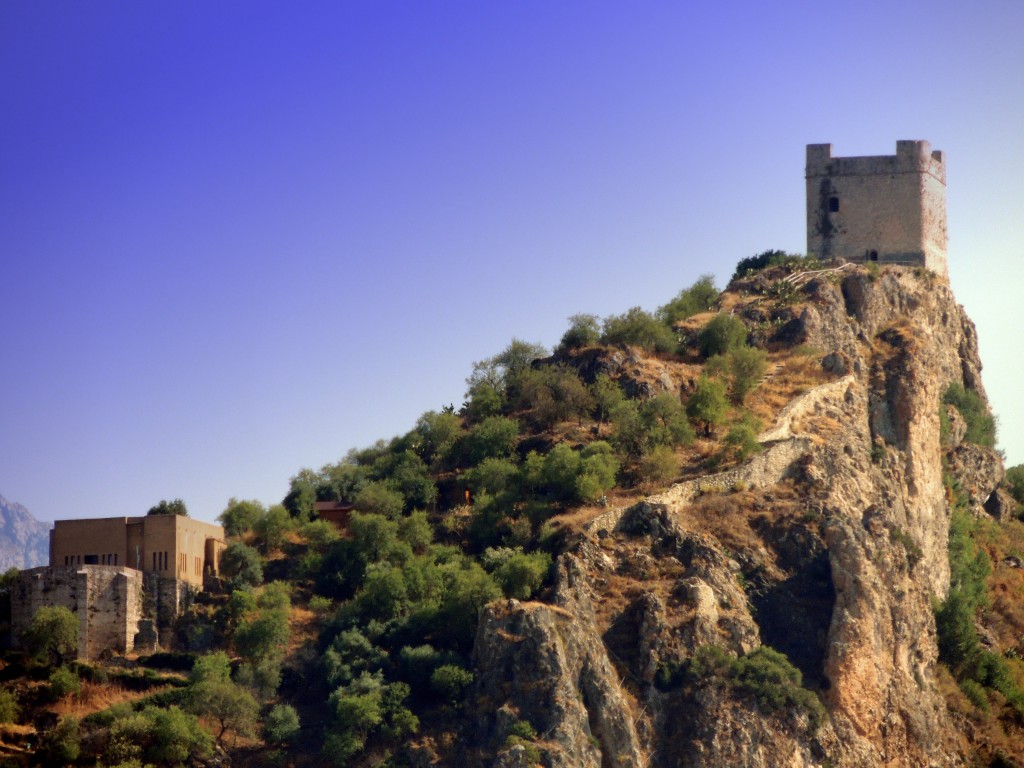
[469,267,998,767]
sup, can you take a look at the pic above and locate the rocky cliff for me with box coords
[466,266,1008,767]
[0,494,49,570]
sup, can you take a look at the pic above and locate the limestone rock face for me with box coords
[469,267,988,767]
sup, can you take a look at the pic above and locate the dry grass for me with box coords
[49,680,175,718]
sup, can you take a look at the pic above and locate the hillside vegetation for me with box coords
[3,250,1024,767]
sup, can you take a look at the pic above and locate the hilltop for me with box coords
[3,253,1024,767]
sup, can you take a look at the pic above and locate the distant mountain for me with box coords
[0,494,49,569]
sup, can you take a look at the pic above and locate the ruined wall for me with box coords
[11,566,145,659]
[806,141,947,277]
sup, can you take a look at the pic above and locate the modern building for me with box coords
[49,514,225,587]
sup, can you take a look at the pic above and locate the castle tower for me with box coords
[806,141,947,277]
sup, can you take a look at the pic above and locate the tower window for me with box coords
[828,197,840,213]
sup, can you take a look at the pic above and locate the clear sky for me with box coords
[3,1,1023,525]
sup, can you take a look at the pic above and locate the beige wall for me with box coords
[50,515,225,588]
[806,141,947,277]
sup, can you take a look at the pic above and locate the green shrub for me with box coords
[724,346,768,404]
[731,249,790,281]
[1005,464,1024,512]
[145,705,213,766]
[507,719,537,740]
[670,645,824,730]
[697,313,748,358]
[723,414,763,462]
[642,392,695,448]
[233,609,289,662]
[264,703,301,745]
[942,383,996,447]
[492,550,551,600]
[38,715,80,764]
[430,664,474,704]
[354,481,405,520]
[686,375,728,437]
[959,678,989,712]
[576,441,620,501]
[461,416,521,465]
[48,665,81,700]
[639,445,678,484]
[218,497,265,537]
[559,313,601,351]
[600,307,676,353]
[220,541,264,589]
[656,274,719,325]
[22,604,78,667]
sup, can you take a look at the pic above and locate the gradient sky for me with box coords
[3,1,1023,525]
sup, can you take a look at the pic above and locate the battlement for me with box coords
[806,141,946,184]
[806,140,948,278]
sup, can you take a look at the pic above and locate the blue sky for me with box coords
[2,1,1023,524]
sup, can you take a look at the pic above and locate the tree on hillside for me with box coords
[253,504,293,552]
[697,314,748,358]
[147,498,188,517]
[591,373,625,425]
[466,339,549,403]
[731,249,790,281]
[515,366,594,429]
[219,498,265,537]
[686,375,729,437]
[558,313,601,351]
[411,410,465,469]
[282,468,320,520]
[657,274,719,326]
[642,392,695,447]
[187,652,259,744]
[220,542,264,589]
[724,346,768,404]
[22,605,78,666]
[600,307,675,354]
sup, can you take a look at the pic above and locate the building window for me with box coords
[828,196,839,213]
[84,554,98,565]
[869,250,879,262]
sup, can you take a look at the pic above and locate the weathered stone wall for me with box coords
[11,566,145,659]
[146,571,198,647]
[583,433,814,536]
[806,141,947,277]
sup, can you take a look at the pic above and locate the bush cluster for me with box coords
[934,477,1024,717]
[942,383,997,448]
[656,644,825,731]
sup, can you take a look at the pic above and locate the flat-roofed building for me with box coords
[49,514,225,587]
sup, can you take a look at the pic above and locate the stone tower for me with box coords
[806,140,947,278]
